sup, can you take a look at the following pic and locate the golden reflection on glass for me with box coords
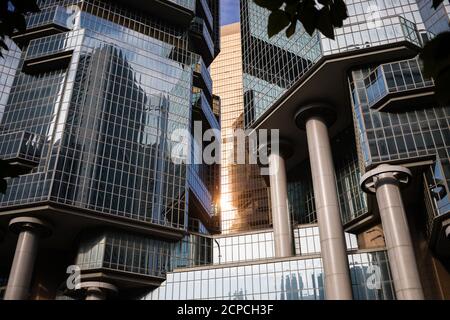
[211,23,271,234]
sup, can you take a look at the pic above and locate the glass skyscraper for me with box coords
[0,0,449,301]
[0,0,220,300]
[143,0,450,301]
[210,23,272,234]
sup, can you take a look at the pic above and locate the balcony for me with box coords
[193,57,213,98]
[12,6,70,46]
[423,160,450,258]
[0,131,44,173]
[188,165,213,216]
[189,17,214,65]
[192,90,220,131]
[22,30,84,73]
[212,95,221,122]
[188,217,209,234]
[111,0,195,27]
[197,0,213,31]
[252,16,424,170]
[358,57,435,112]
[72,231,172,292]
[320,16,422,56]
[188,166,221,234]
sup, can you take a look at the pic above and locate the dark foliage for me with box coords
[254,0,450,103]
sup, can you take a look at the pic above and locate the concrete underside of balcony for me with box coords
[0,203,186,267]
[111,0,194,27]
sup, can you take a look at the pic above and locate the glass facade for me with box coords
[0,1,197,229]
[0,0,221,289]
[211,224,358,265]
[353,57,434,110]
[0,0,448,300]
[142,223,381,300]
[350,59,450,171]
[423,159,450,240]
[225,0,450,301]
[241,0,426,129]
[287,129,368,225]
[240,0,322,128]
[144,250,394,300]
[76,231,213,277]
[210,23,272,234]
[417,0,450,35]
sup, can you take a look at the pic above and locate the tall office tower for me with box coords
[0,0,220,300]
[143,0,450,301]
[210,23,271,234]
[239,0,450,300]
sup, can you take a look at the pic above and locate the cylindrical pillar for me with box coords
[86,287,106,300]
[268,144,294,258]
[78,281,118,300]
[361,165,424,300]
[295,104,352,300]
[4,217,51,300]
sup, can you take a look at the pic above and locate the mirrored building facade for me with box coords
[1,0,449,301]
[144,0,448,301]
[210,23,271,234]
[0,0,220,300]
[235,0,450,300]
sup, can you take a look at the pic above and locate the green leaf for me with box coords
[285,21,297,37]
[10,0,40,13]
[432,0,444,9]
[317,7,335,39]
[420,31,450,106]
[434,67,450,105]
[329,0,348,27]
[268,10,290,38]
[420,32,450,78]
[284,1,297,17]
[0,39,7,51]
[297,1,319,36]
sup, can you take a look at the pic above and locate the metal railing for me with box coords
[423,160,450,239]
[193,56,213,96]
[321,16,422,56]
[0,131,45,165]
[25,30,84,61]
[25,5,70,31]
[359,57,435,109]
[190,17,214,56]
[192,90,220,131]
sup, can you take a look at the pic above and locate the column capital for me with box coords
[76,281,118,297]
[444,220,450,239]
[294,103,337,130]
[9,216,52,238]
[360,164,412,194]
[258,138,294,159]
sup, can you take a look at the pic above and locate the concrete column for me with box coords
[268,141,294,258]
[86,287,106,300]
[361,164,424,300]
[4,217,51,300]
[78,281,118,300]
[295,104,352,300]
